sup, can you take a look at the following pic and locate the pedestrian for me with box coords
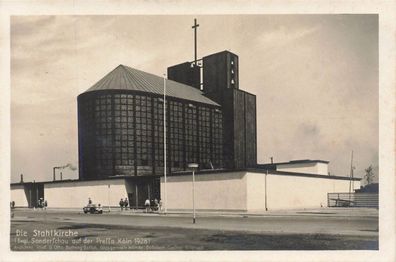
[119,198,124,211]
[44,200,48,210]
[97,204,103,213]
[154,198,159,212]
[144,198,150,213]
[124,198,129,210]
[88,197,92,205]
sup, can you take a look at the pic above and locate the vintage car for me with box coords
[83,204,103,214]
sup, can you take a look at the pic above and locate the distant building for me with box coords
[355,183,379,193]
[257,159,330,176]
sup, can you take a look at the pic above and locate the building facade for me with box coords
[11,168,361,210]
[78,65,224,181]
[79,50,257,183]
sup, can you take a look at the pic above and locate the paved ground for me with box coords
[10,208,378,250]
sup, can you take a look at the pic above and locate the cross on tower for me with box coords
[192,18,199,65]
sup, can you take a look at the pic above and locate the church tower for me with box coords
[167,19,257,169]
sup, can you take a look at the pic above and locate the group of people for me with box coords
[36,198,48,209]
[119,198,129,210]
[144,198,161,213]
[86,198,103,213]
[87,197,162,212]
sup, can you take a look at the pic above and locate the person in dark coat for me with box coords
[119,198,124,210]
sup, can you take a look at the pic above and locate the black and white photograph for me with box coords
[1,1,395,261]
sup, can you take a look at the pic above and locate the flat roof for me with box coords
[11,167,360,187]
[248,169,360,181]
[258,159,330,166]
[10,175,161,186]
[165,168,360,181]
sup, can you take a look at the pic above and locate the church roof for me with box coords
[83,64,219,106]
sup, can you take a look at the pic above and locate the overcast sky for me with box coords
[11,15,378,183]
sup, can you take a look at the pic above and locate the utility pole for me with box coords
[348,150,354,201]
[163,74,167,214]
[108,184,111,212]
[192,18,199,65]
[265,170,268,211]
[188,163,199,224]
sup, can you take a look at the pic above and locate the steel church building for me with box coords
[11,50,361,210]
[78,50,257,181]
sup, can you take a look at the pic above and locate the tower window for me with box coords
[231,60,234,65]
[231,79,235,84]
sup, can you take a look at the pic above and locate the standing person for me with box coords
[154,199,159,212]
[119,198,124,211]
[124,198,129,210]
[44,200,48,210]
[97,204,103,213]
[144,198,150,213]
[88,197,92,205]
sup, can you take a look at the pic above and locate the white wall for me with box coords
[246,173,266,211]
[161,172,247,211]
[316,163,329,176]
[11,185,28,207]
[44,179,128,208]
[277,162,328,176]
[247,172,361,210]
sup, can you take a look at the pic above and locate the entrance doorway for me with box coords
[24,183,44,208]
[127,178,160,209]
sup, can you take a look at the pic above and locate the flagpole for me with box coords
[163,74,167,214]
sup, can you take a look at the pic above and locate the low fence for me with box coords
[327,193,378,208]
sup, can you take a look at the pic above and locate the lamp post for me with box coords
[265,169,268,211]
[163,74,167,214]
[108,184,111,212]
[188,163,199,224]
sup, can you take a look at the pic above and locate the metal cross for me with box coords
[192,18,199,65]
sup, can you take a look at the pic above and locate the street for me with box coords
[10,208,378,250]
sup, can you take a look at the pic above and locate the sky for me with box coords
[11,15,378,184]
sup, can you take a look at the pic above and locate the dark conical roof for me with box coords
[83,65,219,106]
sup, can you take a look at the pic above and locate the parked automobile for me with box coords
[83,204,103,214]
